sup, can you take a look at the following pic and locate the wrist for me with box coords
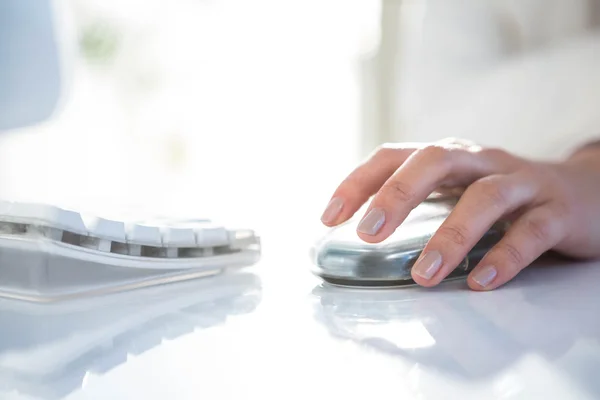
[562,140,600,175]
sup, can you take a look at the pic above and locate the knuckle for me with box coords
[369,143,409,166]
[477,147,509,159]
[439,136,461,143]
[470,177,511,209]
[438,137,479,150]
[373,143,391,155]
[523,217,554,243]
[367,144,394,162]
[380,180,417,204]
[515,163,544,180]
[478,147,524,167]
[552,201,572,220]
[543,167,574,199]
[553,180,573,201]
[436,223,470,247]
[372,142,402,157]
[496,242,525,267]
[437,137,462,146]
[418,144,451,163]
[369,146,388,161]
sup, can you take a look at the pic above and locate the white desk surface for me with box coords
[0,240,599,400]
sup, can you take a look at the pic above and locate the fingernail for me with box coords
[357,208,386,235]
[321,197,344,224]
[472,265,497,287]
[412,251,442,280]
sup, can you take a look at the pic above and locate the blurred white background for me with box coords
[0,0,380,249]
[2,0,600,249]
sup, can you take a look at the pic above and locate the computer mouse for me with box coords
[310,196,507,288]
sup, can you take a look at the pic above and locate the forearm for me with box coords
[558,139,600,257]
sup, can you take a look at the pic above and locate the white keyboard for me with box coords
[0,200,261,302]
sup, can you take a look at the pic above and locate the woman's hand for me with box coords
[320,138,600,291]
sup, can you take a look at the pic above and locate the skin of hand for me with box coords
[320,138,600,291]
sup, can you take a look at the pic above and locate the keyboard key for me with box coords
[83,216,126,242]
[4,202,87,234]
[126,224,162,246]
[195,225,229,247]
[162,227,197,247]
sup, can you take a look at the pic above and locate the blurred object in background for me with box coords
[365,0,600,160]
[0,0,66,131]
[0,0,379,250]
[2,0,600,250]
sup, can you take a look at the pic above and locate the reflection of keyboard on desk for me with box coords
[0,272,261,400]
[0,200,261,302]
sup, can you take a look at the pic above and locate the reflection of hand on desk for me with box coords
[312,255,600,398]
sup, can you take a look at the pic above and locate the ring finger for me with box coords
[410,170,544,287]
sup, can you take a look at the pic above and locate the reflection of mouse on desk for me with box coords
[310,197,507,288]
[0,200,261,302]
[311,259,600,394]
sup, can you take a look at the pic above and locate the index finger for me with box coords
[320,144,418,226]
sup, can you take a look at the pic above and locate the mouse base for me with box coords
[317,274,470,289]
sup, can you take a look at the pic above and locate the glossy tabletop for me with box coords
[1,239,599,400]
